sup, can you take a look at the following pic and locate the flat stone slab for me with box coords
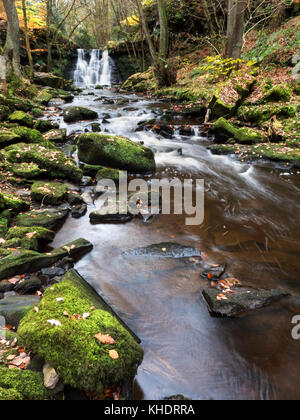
[125,242,201,259]
[0,295,40,327]
[202,287,289,317]
[14,208,69,230]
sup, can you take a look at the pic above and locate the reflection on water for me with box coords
[50,87,300,400]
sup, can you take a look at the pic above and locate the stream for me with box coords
[47,51,300,400]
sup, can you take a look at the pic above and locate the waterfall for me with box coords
[73,49,112,87]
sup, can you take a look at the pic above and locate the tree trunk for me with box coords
[21,0,34,80]
[231,0,246,59]
[226,0,246,59]
[135,0,158,68]
[46,0,53,72]
[3,0,21,77]
[157,0,170,87]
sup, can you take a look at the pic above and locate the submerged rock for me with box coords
[125,242,201,259]
[78,133,156,174]
[18,270,143,394]
[202,287,289,317]
[0,295,40,327]
[63,106,98,123]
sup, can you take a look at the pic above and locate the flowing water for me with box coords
[49,51,300,400]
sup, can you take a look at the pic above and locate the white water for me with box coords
[73,49,112,87]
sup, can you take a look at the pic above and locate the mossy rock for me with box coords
[0,129,21,147]
[82,164,105,177]
[0,105,10,121]
[96,167,126,183]
[10,162,45,179]
[5,143,83,183]
[238,105,297,124]
[43,129,67,143]
[18,270,143,394]
[0,94,35,112]
[63,107,98,123]
[34,119,59,133]
[0,238,92,280]
[261,84,291,103]
[78,133,156,174]
[48,88,74,102]
[36,90,53,106]
[8,111,34,128]
[10,126,48,146]
[14,208,69,230]
[34,72,65,89]
[211,98,235,119]
[32,108,44,118]
[0,192,30,214]
[5,226,55,251]
[31,182,67,205]
[0,367,54,400]
[0,387,23,400]
[212,118,265,145]
[0,215,9,238]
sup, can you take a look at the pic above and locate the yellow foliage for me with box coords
[0,0,46,30]
[121,14,140,27]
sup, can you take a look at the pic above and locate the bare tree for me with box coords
[3,0,21,77]
[21,0,34,80]
[226,0,247,59]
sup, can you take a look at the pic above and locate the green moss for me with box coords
[0,367,53,400]
[31,182,67,205]
[5,226,55,251]
[96,167,126,183]
[34,120,59,133]
[0,105,10,121]
[261,84,291,103]
[5,143,83,183]
[0,193,30,214]
[212,118,266,144]
[32,108,44,118]
[78,133,155,174]
[238,105,297,124]
[43,129,67,143]
[18,270,143,393]
[0,129,21,147]
[212,117,238,142]
[0,387,23,400]
[211,98,235,119]
[36,90,53,106]
[63,107,98,123]
[14,208,69,230]
[10,162,45,179]
[0,216,9,238]
[9,111,34,128]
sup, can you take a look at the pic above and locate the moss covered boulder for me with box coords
[5,143,83,183]
[96,167,126,183]
[238,104,297,124]
[34,120,59,133]
[212,118,265,144]
[14,208,68,230]
[78,133,155,174]
[0,367,54,400]
[31,182,67,205]
[10,162,45,179]
[5,226,55,251]
[11,126,46,145]
[63,107,98,123]
[0,192,30,214]
[211,98,235,119]
[43,129,67,143]
[0,238,93,280]
[18,270,143,394]
[0,129,21,147]
[34,73,64,89]
[8,111,34,128]
[36,90,53,106]
[261,84,291,103]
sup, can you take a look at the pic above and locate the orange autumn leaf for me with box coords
[94,333,116,345]
[109,350,119,360]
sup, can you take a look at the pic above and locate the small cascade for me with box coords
[73,49,112,87]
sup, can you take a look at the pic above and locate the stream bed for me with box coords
[47,85,300,400]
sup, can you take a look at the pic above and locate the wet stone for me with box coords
[202,287,290,317]
[14,277,42,295]
[125,243,202,259]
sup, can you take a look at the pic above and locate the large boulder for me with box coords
[14,208,69,230]
[5,143,83,183]
[78,133,156,174]
[34,73,65,89]
[0,130,21,148]
[8,111,34,128]
[212,118,266,144]
[18,270,143,394]
[63,107,98,123]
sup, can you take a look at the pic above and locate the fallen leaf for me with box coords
[94,333,116,345]
[47,319,62,327]
[109,350,119,359]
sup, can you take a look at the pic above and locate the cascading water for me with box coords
[73,49,112,87]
